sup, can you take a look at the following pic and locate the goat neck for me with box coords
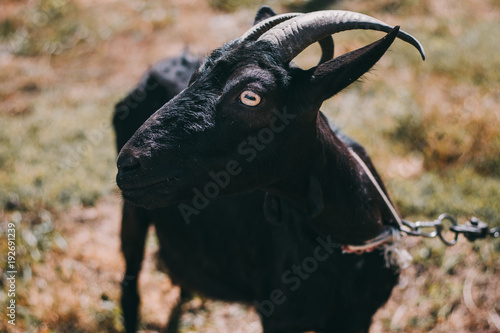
[264,112,393,245]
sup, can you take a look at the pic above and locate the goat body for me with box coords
[114,7,424,333]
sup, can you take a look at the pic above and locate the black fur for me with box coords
[114,8,403,333]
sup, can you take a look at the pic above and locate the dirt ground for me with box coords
[22,195,262,332]
[13,195,499,332]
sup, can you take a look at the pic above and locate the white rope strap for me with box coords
[348,147,404,230]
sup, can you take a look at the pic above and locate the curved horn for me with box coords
[257,10,426,62]
[241,12,335,65]
[317,37,334,65]
[241,13,302,41]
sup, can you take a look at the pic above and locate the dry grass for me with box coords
[0,0,499,331]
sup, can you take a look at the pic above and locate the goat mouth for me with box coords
[119,177,181,209]
[119,177,179,192]
[117,175,180,192]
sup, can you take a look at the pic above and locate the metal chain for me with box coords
[348,148,500,247]
[401,214,500,246]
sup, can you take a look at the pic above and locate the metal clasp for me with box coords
[401,214,458,246]
[450,217,489,242]
[402,214,498,246]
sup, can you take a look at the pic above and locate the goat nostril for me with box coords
[117,151,141,172]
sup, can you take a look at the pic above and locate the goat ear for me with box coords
[305,27,400,105]
[253,6,277,25]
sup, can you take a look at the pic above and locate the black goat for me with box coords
[115,8,424,333]
[114,7,336,332]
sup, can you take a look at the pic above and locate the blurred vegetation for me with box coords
[0,0,174,56]
[0,211,60,330]
[0,209,123,332]
[1,0,91,56]
[0,83,119,210]
[430,21,500,85]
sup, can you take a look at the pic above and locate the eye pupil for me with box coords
[240,90,261,107]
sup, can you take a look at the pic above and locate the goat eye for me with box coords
[239,90,261,107]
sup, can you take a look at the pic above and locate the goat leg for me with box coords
[120,202,151,333]
[163,289,193,333]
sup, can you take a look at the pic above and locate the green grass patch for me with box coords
[389,169,500,223]
[0,210,63,330]
[0,86,119,210]
[428,20,500,86]
[1,0,92,56]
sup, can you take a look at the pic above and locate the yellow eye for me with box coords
[239,90,261,107]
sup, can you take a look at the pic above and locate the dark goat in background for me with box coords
[114,7,424,333]
[113,51,201,332]
[113,51,201,150]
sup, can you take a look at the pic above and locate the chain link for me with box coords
[401,214,499,246]
[348,147,500,246]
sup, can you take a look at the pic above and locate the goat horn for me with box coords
[241,13,302,41]
[317,37,334,65]
[257,10,426,62]
[241,12,335,65]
